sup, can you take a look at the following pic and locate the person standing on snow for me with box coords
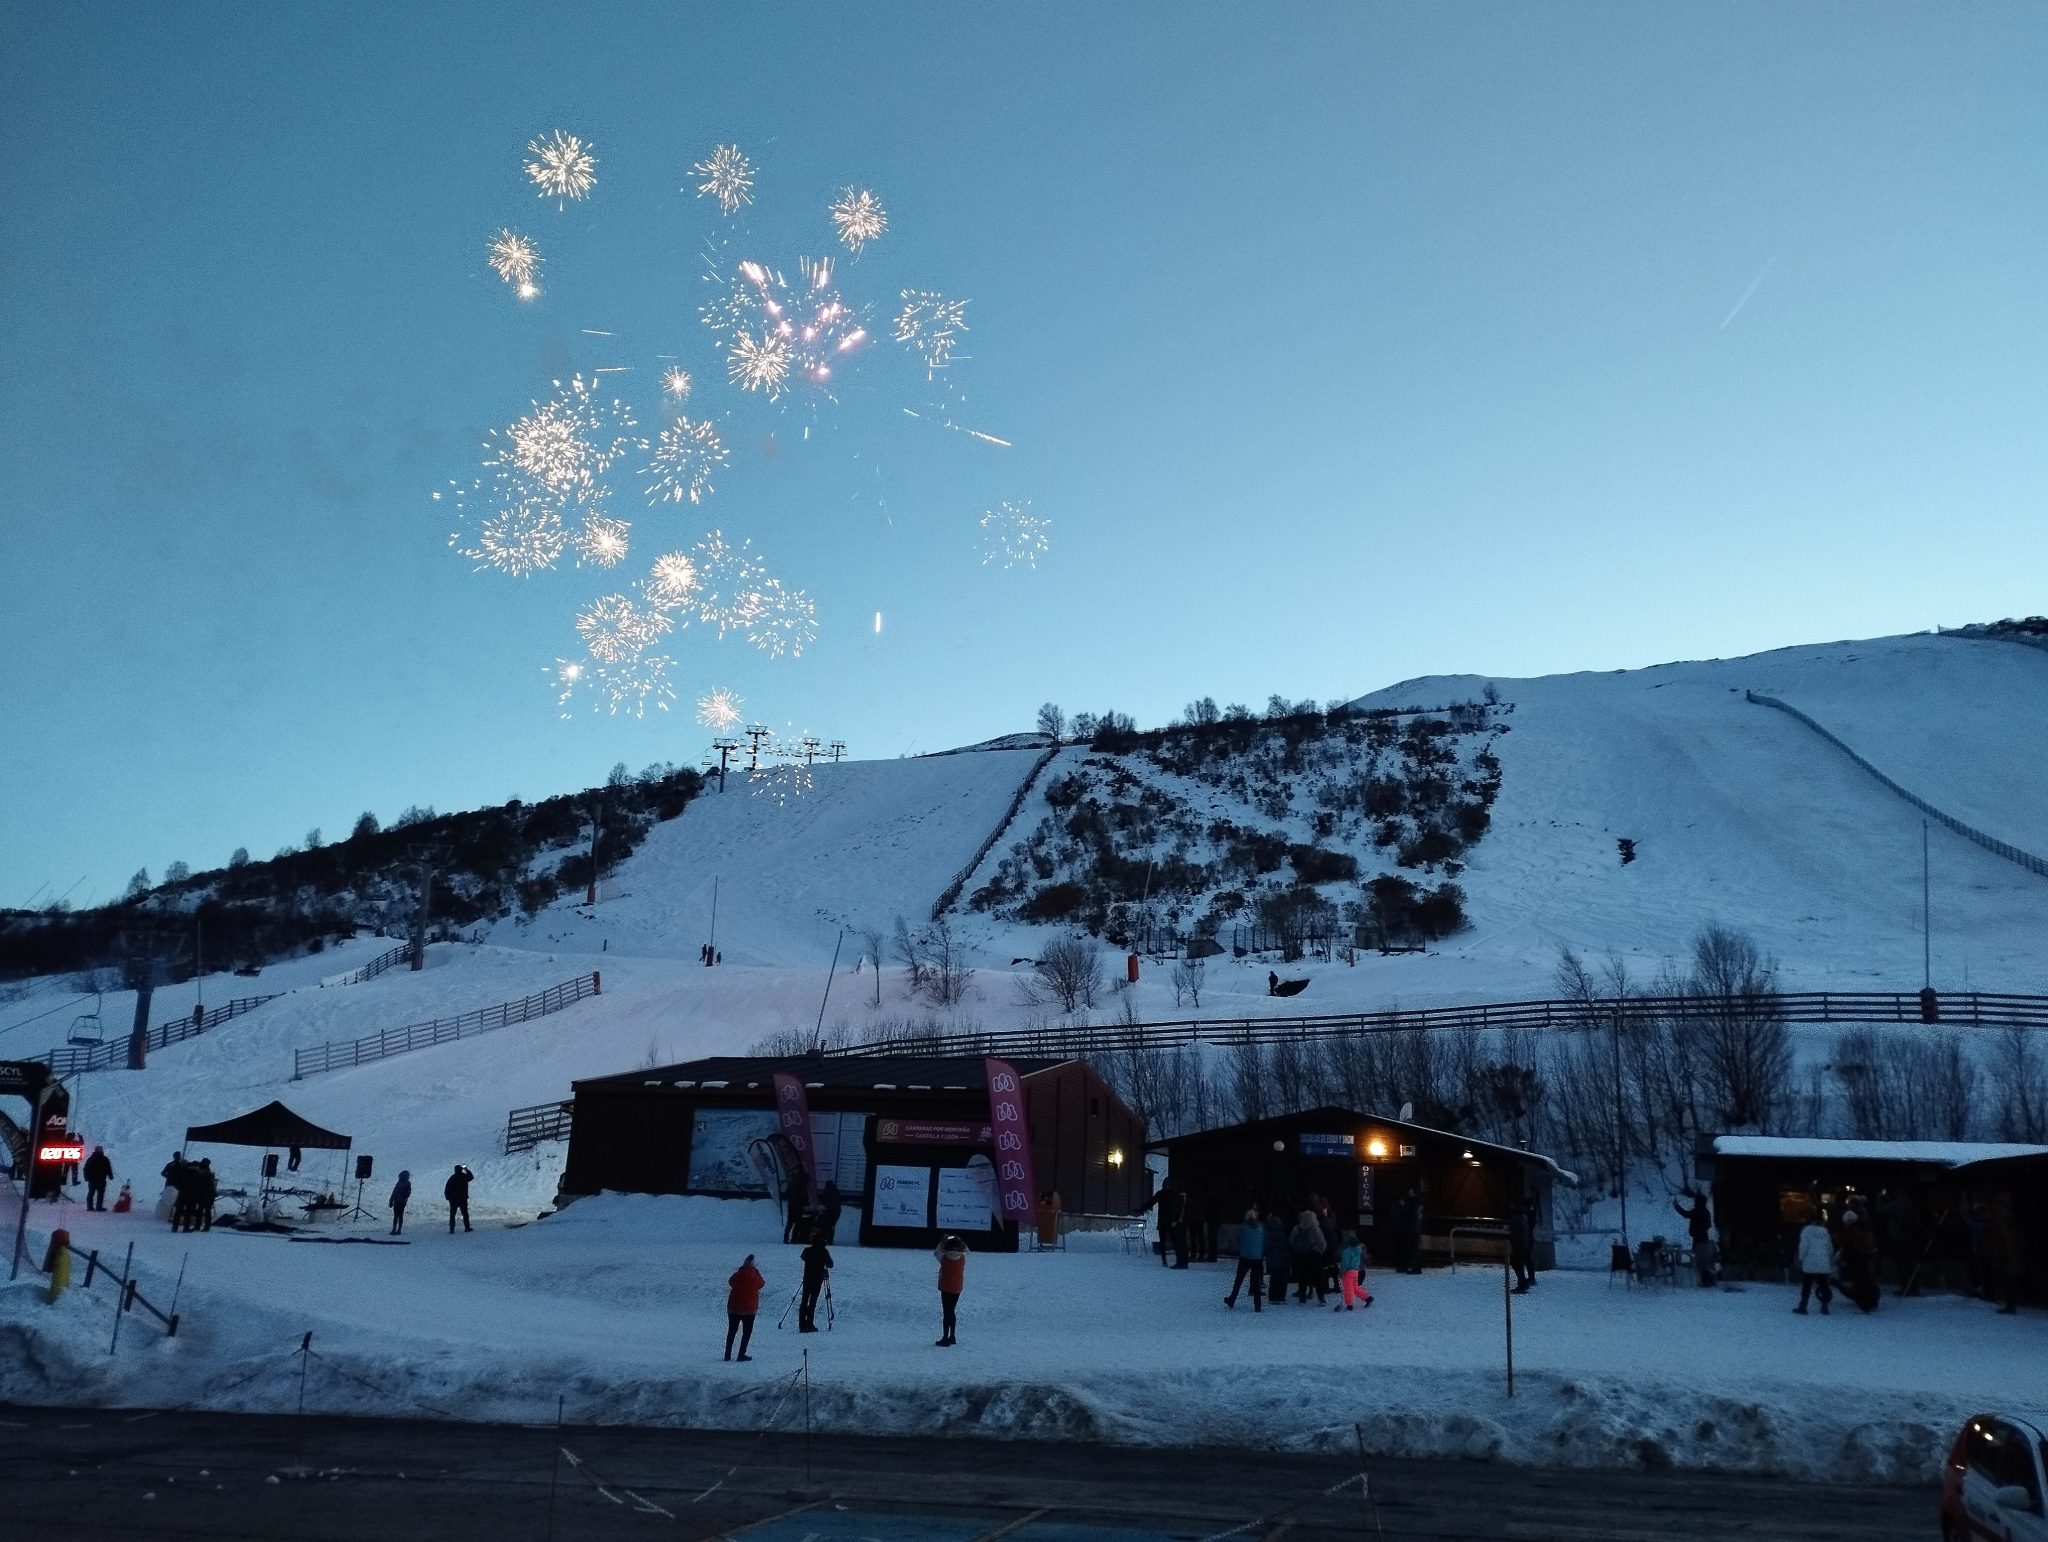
[445,1163,474,1233]
[797,1233,833,1333]
[1263,1211,1292,1304]
[159,1153,186,1227]
[934,1233,968,1346]
[819,1181,845,1245]
[195,1158,218,1231]
[1508,1202,1536,1293]
[83,1146,113,1212]
[1224,1204,1266,1311]
[1289,1208,1328,1304]
[1673,1188,1714,1287]
[1794,1213,1835,1314]
[1335,1229,1372,1310]
[726,1254,764,1361]
[1398,1189,1425,1274]
[388,1170,412,1235]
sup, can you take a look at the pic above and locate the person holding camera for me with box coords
[445,1163,474,1233]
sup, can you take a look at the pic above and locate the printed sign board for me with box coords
[874,1119,991,1147]
[871,1164,932,1229]
[39,1140,84,1165]
[1299,1133,1355,1158]
[935,1161,998,1231]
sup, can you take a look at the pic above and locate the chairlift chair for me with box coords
[67,992,105,1046]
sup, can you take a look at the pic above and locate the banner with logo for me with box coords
[770,1072,819,1204]
[982,1057,1038,1228]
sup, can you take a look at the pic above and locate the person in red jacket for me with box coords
[726,1253,765,1361]
[934,1234,967,1347]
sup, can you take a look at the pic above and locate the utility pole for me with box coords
[1921,820,1931,990]
[826,741,846,765]
[1611,1000,1628,1248]
[708,740,740,791]
[584,793,604,907]
[799,736,823,767]
[743,724,772,772]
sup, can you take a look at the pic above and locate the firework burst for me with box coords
[572,509,631,568]
[727,329,793,396]
[575,594,670,664]
[829,187,887,253]
[642,415,728,505]
[691,143,755,215]
[741,578,819,659]
[894,290,970,374]
[643,550,701,610]
[487,230,542,295]
[706,258,868,398]
[696,686,744,732]
[593,653,676,718]
[446,489,568,577]
[691,531,769,636]
[660,367,693,401]
[549,657,588,714]
[979,499,1050,569]
[525,129,597,205]
[485,376,643,497]
[752,744,815,806]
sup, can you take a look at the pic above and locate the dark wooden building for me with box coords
[1701,1134,2048,1293]
[1154,1105,1575,1269]
[563,1052,1147,1250]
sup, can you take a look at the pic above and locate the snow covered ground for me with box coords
[4,1191,2038,1483]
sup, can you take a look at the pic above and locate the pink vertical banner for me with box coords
[982,1057,1038,1227]
[771,1072,819,1204]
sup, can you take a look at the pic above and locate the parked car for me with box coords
[1943,1412,2048,1541]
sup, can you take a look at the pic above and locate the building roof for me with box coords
[1711,1135,2048,1167]
[575,1052,1071,1094]
[1152,1104,1578,1184]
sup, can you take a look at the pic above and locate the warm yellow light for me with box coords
[1107,1149,1124,1167]
[1366,1138,1388,1158]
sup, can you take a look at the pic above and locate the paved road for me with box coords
[2,1405,1935,1541]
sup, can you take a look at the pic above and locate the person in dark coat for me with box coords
[1313,1195,1341,1293]
[818,1181,844,1245]
[195,1159,218,1231]
[1263,1212,1292,1304]
[1838,1207,1880,1313]
[798,1234,834,1332]
[1673,1188,1714,1287]
[83,1146,113,1212]
[1145,1182,1185,1268]
[167,1158,197,1232]
[389,1170,412,1235]
[1267,970,1280,996]
[1508,1201,1535,1293]
[1398,1190,1425,1274]
[161,1154,188,1229]
[782,1166,809,1244]
[1224,1205,1266,1311]
[1289,1209,1328,1303]
[445,1163,474,1233]
[726,1254,764,1360]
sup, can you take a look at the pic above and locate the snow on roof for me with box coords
[1712,1135,2048,1167]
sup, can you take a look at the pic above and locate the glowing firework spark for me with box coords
[445,484,569,577]
[727,329,792,396]
[575,594,670,664]
[643,550,701,610]
[485,376,643,496]
[660,367,693,401]
[487,230,542,294]
[829,187,887,253]
[549,657,587,714]
[642,415,728,505]
[691,143,755,215]
[741,578,818,659]
[572,509,631,568]
[979,499,1050,569]
[894,290,969,374]
[594,653,676,718]
[696,686,744,732]
[752,742,815,805]
[525,129,597,205]
[691,530,769,636]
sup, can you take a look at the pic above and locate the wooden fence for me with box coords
[33,992,284,1076]
[503,1099,575,1155]
[292,972,599,1079]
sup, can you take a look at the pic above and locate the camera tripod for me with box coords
[777,1278,834,1332]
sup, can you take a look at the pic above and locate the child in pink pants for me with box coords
[1337,1231,1373,1310]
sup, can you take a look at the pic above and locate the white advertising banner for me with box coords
[871,1164,931,1229]
[935,1161,998,1231]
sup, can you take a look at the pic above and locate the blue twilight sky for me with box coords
[3,3,2044,907]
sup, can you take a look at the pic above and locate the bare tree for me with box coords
[1834,1028,1979,1141]
[1169,956,1206,1008]
[1033,936,1103,1012]
[1990,1027,2048,1142]
[1036,702,1066,742]
[891,916,928,999]
[858,924,886,1008]
[1227,1040,1270,1123]
[917,917,974,1006]
[1688,925,1791,1129]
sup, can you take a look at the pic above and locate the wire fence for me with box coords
[1746,690,2048,880]
[828,989,2048,1062]
[292,972,600,1079]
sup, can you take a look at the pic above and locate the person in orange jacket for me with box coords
[934,1234,968,1347]
[726,1253,765,1361]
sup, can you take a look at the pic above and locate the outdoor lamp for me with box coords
[1107,1149,1124,1167]
[1273,1140,1286,1153]
[1366,1138,1387,1157]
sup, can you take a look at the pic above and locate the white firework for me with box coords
[525,129,597,205]
[696,686,744,732]
[741,578,818,659]
[727,328,792,396]
[548,657,587,714]
[691,531,769,635]
[485,376,643,497]
[894,290,970,374]
[751,744,815,806]
[594,653,677,718]
[979,500,1050,569]
[660,366,693,401]
[442,479,569,577]
[643,550,701,609]
[691,143,755,215]
[572,508,631,568]
[642,415,728,505]
[575,594,670,664]
[487,230,542,293]
[829,187,887,253]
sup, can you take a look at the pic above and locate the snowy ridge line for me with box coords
[930,743,1061,921]
[830,989,2048,1060]
[290,971,600,1078]
[1745,690,2048,880]
[32,990,285,1076]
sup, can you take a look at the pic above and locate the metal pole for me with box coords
[1610,1005,1628,1248]
[803,1348,813,1489]
[708,876,719,959]
[1502,1257,1515,1397]
[109,1241,135,1355]
[10,1085,48,1281]
[1922,821,1931,990]
[812,930,845,1051]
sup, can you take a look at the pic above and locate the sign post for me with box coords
[982,1058,1038,1235]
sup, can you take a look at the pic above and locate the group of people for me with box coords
[158,1152,219,1232]
[722,1230,971,1361]
[1789,1190,2025,1317]
[1222,1198,1375,1313]
[387,1163,473,1235]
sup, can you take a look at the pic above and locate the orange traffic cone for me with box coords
[112,1181,133,1214]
